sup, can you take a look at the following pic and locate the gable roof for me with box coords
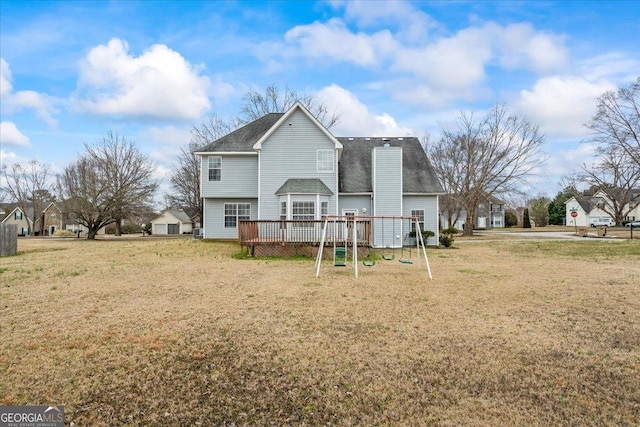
[196,113,283,153]
[1,206,34,225]
[337,137,444,194]
[152,209,192,223]
[566,195,596,213]
[253,102,343,155]
[275,179,334,195]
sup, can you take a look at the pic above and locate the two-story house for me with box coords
[565,189,640,227]
[439,193,506,230]
[195,102,444,248]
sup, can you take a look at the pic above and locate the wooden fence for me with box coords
[0,223,18,257]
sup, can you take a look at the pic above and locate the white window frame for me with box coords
[316,149,334,173]
[224,203,250,228]
[411,209,425,233]
[293,201,315,227]
[208,156,221,181]
[321,201,329,217]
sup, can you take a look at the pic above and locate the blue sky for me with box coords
[1,0,639,202]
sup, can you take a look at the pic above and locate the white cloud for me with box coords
[278,13,569,108]
[0,58,58,126]
[494,23,568,73]
[316,84,413,136]
[75,38,218,121]
[513,76,616,137]
[337,0,438,43]
[284,19,396,66]
[0,121,31,147]
[0,58,13,97]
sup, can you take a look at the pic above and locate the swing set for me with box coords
[314,215,432,279]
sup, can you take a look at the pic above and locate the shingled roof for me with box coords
[196,113,284,152]
[275,179,334,195]
[337,137,444,194]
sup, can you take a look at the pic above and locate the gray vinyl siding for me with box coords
[258,109,338,219]
[201,155,258,198]
[338,195,372,217]
[203,198,258,239]
[372,146,403,247]
[403,195,439,246]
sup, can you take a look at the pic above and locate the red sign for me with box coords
[571,211,578,218]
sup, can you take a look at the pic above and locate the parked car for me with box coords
[624,220,640,227]
[589,217,615,227]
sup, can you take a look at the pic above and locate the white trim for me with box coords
[195,151,257,156]
[252,102,343,155]
[399,148,403,215]
[257,150,261,219]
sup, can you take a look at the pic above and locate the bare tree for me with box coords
[166,140,203,222]
[239,84,340,129]
[190,113,239,149]
[586,77,640,167]
[58,156,114,239]
[578,144,640,225]
[84,132,158,236]
[58,133,158,239]
[427,104,546,236]
[1,160,54,236]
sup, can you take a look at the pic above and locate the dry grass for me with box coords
[1,236,639,426]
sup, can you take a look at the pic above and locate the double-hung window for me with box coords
[224,203,250,228]
[316,149,334,173]
[15,211,23,220]
[208,156,221,181]
[321,201,328,218]
[411,209,425,233]
[280,201,287,221]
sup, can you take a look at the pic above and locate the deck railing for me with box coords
[238,220,371,246]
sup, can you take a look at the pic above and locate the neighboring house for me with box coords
[565,189,640,227]
[151,209,193,235]
[42,202,65,236]
[1,206,33,236]
[440,194,506,230]
[195,102,444,246]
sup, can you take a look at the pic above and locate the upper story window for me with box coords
[208,156,221,181]
[15,211,23,220]
[317,149,334,173]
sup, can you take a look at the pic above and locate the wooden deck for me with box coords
[238,220,372,256]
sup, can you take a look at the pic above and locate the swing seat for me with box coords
[362,260,376,267]
[334,247,347,266]
[399,259,413,264]
[381,254,395,260]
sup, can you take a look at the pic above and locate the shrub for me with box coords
[53,230,76,237]
[505,211,518,228]
[523,208,532,228]
[409,229,435,241]
[439,226,459,248]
